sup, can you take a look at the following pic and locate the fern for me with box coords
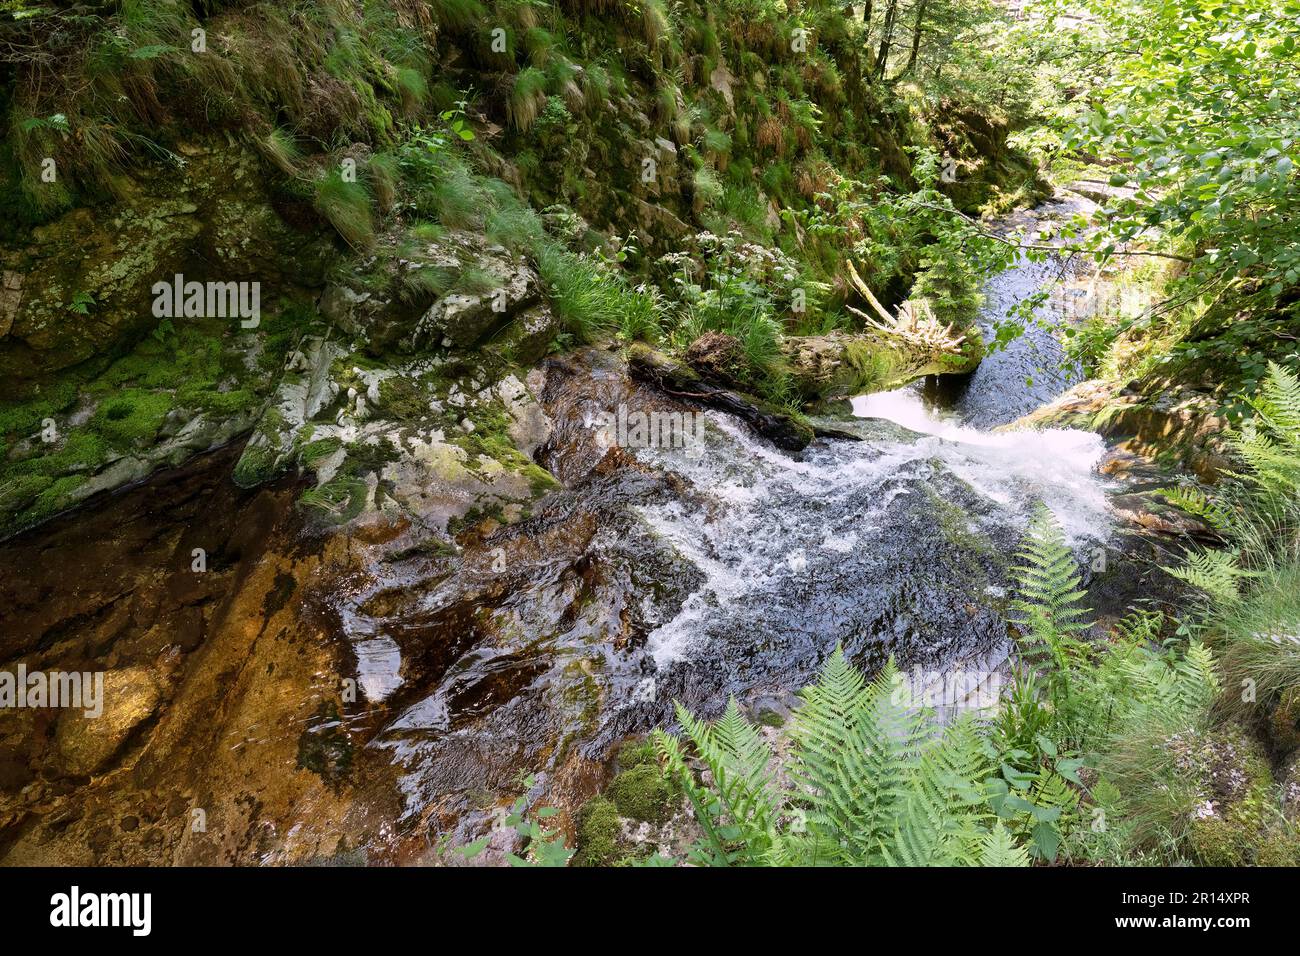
[886,716,993,866]
[658,649,1028,867]
[1153,484,1232,533]
[1167,547,1251,605]
[979,822,1031,867]
[1010,505,1093,661]
[1160,362,1300,598]
[1007,505,1094,749]
[789,655,925,863]
[654,698,779,866]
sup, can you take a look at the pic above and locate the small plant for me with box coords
[537,245,663,344]
[457,775,573,867]
[653,650,1032,867]
[70,291,96,314]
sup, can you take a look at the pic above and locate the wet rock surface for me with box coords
[0,338,1187,865]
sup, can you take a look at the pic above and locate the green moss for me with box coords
[232,442,281,489]
[298,475,369,524]
[1181,730,1289,866]
[0,379,78,441]
[607,764,675,824]
[182,387,260,416]
[616,739,660,770]
[571,797,622,867]
[90,389,174,449]
[342,437,401,475]
[29,474,86,519]
[377,376,433,419]
[0,473,52,515]
[301,436,344,465]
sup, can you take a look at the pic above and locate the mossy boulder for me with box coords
[233,335,558,538]
[607,764,675,824]
[0,142,332,394]
[570,740,680,865]
[685,331,748,387]
[319,226,541,355]
[1177,728,1300,866]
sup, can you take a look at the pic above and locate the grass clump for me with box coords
[313,168,375,250]
[537,245,663,344]
[508,67,548,132]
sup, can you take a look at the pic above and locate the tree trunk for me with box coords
[902,0,928,75]
[874,0,898,79]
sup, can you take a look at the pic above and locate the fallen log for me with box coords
[627,344,815,451]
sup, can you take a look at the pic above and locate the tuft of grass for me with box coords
[398,265,455,302]
[508,67,548,132]
[455,264,502,296]
[486,198,545,253]
[430,0,486,32]
[313,167,375,250]
[426,158,484,229]
[393,67,429,116]
[259,127,302,176]
[367,152,399,212]
[1203,560,1300,721]
[537,245,663,344]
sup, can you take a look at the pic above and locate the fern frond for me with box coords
[790,652,925,865]
[1010,505,1094,652]
[979,821,1031,867]
[1234,362,1300,503]
[666,698,780,865]
[887,716,991,866]
[1247,361,1300,440]
[1166,547,1250,605]
[1153,484,1233,533]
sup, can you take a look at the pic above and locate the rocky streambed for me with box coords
[0,197,1198,866]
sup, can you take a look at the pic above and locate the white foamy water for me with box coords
[851,388,1111,544]
[637,393,1112,665]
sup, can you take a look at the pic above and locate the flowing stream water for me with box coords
[1,193,1168,864]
